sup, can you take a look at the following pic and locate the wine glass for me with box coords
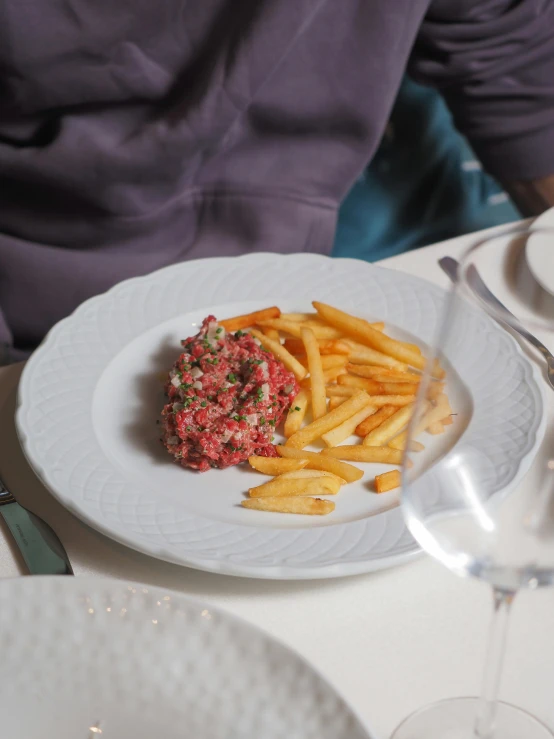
[391,226,554,739]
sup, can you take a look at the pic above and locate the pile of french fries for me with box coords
[219,302,453,515]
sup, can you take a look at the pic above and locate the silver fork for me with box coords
[439,256,554,391]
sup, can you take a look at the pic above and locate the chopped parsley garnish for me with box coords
[259,416,266,424]
[235,330,245,337]
[227,373,237,384]
[216,327,223,334]
[268,419,276,426]
[200,401,207,407]
[186,426,192,432]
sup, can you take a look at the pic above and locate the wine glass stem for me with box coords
[474,587,516,739]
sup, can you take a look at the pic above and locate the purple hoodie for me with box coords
[1,0,554,355]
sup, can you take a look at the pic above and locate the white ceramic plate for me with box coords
[0,576,372,739]
[527,208,554,296]
[16,253,545,579]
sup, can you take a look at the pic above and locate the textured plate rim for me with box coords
[15,252,546,579]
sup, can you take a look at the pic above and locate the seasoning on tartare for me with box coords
[160,316,300,471]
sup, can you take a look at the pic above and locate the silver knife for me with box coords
[0,476,73,575]
[438,256,554,390]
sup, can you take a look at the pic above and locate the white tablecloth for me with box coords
[1,223,553,739]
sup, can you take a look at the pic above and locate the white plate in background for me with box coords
[0,576,373,739]
[526,209,554,296]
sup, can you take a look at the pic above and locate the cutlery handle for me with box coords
[466,265,554,361]
[440,257,554,371]
[0,477,73,575]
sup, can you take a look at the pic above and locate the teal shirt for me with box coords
[333,78,520,262]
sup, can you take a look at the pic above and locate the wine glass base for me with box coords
[390,697,553,739]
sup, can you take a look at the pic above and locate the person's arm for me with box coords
[503,176,554,217]
[409,0,554,217]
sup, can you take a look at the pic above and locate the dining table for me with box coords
[0,218,553,739]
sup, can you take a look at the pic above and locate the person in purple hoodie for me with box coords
[1,0,554,363]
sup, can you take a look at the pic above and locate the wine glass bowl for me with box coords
[392,227,554,739]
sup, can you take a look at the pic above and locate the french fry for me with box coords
[375,470,401,493]
[280,313,317,322]
[328,396,347,410]
[284,389,310,438]
[427,381,445,401]
[321,445,403,465]
[298,354,348,370]
[249,329,307,381]
[401,342,422,355]
[259,318,343,340]
[241,497,335,515]
[248,456,309,475]
[279,469,347,485]
[301,367,345,390]
[343,340,408,371]
[324,366,347,383]
[276,446,364,482]
[313,301,427,370]
[360,394,415,407]
[427,421,445,435]
[326,386,358,397]
[249,476,341,497]
[321,405,377,447]
[219,306,280,332]
[389,394,452,449]
[442,416,454,426]
[327,388,414,406]
[346,364,420,383]
[388,434,409,451]
[355,405,398,436]
[286,391,371,449]
[314,339,352,355]
[263,327,281,342]
[284,338,351,356]
[303,318,384,332]
[380,382,422,396]
[415,394,452,434]
[363,402,415,446]
[338,374,418,397]
[301,327,326,420]
[399,439,425,452]
[338,374,383,394]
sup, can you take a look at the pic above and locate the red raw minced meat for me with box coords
[160,316,300,471]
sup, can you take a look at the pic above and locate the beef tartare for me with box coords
[160,316,300,471]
